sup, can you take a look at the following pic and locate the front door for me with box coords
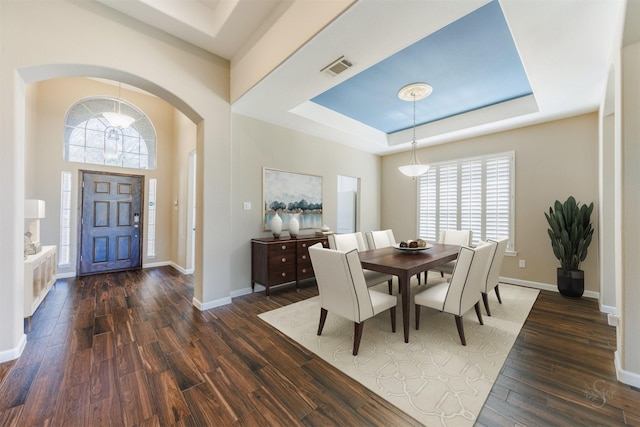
[79,171,143,275]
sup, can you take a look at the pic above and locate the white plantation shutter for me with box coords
[418,168,437,241]
[417,151,514,251]
[439,164,458,231]
[485,155,512,242]
[460,159,483,243]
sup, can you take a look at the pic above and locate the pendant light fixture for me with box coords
[397,82,432,178]
[102,82,136,129]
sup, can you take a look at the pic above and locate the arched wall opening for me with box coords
[1,62,232,362]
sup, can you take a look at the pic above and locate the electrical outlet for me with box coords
[243,201,252,210]
[519,259,526,268]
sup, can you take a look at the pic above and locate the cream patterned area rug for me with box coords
[258,275,539,426]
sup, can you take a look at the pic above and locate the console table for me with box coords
[251,235,328,296]
[24,245,57,331]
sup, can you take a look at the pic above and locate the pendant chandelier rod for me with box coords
[398,82,432,178]
[102,81,136,129]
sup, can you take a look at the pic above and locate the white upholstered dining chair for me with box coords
[414,241,493,346]
[328,232,394,294]
[481,236,509,316]
[365,229,396,250]
[432,229,473,277]
[308,243,397,355]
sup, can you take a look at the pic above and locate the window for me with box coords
[59,171,72,266]
[418,151,514,251]
[147,178,157,258]
[64,97,157,169]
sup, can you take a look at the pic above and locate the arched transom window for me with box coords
[64,97,157,169]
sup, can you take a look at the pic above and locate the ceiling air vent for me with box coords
[321,56,353,76]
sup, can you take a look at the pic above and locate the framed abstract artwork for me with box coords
[263,168,323,231]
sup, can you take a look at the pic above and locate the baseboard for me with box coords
[166,262,193,275]
[615,351,640,388]
[0,334,26,364]
[600,303,617,316]
[56,271,76,279]
[142,260,172,269]
[500,276,600,300]
[193,296,232,311]
[230,283,268,298]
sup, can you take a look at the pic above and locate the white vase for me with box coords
[270,212,282,238]
[289,213,300,237]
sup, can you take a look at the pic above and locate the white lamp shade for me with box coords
[25,199,45,219]
[102,112,136,129]
[398,164,430,177]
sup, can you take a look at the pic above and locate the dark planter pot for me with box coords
[557,268,584,298]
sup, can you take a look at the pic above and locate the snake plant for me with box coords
[544,196,594,271]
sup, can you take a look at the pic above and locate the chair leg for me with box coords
[387,279,393,295]
[415,304,421,330]
[353,322,364,355]
[495,284,503,304]
[474,302,484,325]
[317,308,328,336]
[482,292,491,316]
[454,315,466,346]
[390,306,396,333]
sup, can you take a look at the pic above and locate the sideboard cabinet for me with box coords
[24,245,57,330]
[251,235,328,296]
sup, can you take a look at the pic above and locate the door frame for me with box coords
[77,169,145,275]
[186,150,196,273]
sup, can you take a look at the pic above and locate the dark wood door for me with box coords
[79,171,143,275]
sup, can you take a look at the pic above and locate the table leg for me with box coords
[400,273,410,343]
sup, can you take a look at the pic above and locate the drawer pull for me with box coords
[323,242,328,247]
[302,269,307,273]
[281,245,287,250]
[302,255,307,260]
[302,243,307,248]
[281,272,287,277]
[281,257,287,263]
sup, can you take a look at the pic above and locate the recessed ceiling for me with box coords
[311,1,533,135]
[95,0,625,155]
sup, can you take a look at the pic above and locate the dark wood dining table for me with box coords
[358,243,460,343]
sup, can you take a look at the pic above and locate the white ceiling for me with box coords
[96,0,626,155]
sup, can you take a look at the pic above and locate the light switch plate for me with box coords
[243,201,251,210]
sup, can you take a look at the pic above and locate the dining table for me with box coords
[358,243,460,343]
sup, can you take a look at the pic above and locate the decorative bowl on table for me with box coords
[393,239,432,252]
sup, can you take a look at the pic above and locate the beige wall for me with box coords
[26,77,189,274]
[620,39,640,378]
[171,111,198,269]
[230,114,382,293]
[382,113,600,293]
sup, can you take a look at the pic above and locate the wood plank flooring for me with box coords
[0,266,638,426]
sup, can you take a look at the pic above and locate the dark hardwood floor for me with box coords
[0,266,638,426]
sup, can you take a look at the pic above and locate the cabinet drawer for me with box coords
[268,242,295,256]
[268,252,295,270]
[268,264,296,285]
[297,261,314,280]
[296,238,328,252]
